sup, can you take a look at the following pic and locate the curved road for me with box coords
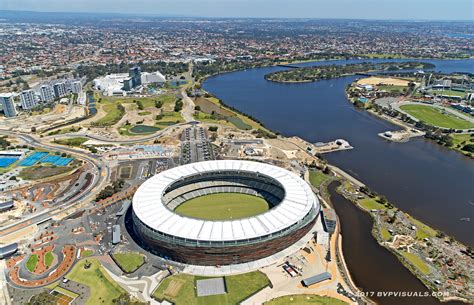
[0,130,110,238]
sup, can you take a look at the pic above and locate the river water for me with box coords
[202,58,474,246]
[202,58,473,304]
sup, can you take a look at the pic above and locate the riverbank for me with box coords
[200,60,473,303]
[197,80,472,302]
[264,61,434,83]
[344,81,474,159]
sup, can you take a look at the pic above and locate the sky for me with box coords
[0,0,473,20]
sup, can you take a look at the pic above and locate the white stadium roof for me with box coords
[132,160,318,242]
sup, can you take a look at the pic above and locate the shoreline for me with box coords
[344,83,474,159]
[199,65,472,303]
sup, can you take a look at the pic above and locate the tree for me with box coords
[112,293,147,305]
[174,98,183,112]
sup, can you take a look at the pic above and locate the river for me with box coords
[202,58,473,304]
[202,58,474,246]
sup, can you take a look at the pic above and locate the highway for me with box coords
[0,130,110,238]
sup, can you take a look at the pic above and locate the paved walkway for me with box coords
[180,89,196,122]
[182,217,325,276]
[102,266,169,305]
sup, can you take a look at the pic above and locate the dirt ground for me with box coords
[356,77,411,86]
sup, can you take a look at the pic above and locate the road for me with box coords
[0,130,110,238]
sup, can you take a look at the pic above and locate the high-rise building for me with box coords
[20,89,38,110]
[123,77,133,91]
[53,82,67,98]
[40,85,55,102]
[129,66,142,88]
[71,81,82,93]
[0,93,17,117]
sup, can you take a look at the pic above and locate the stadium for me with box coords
[131,160,320,265]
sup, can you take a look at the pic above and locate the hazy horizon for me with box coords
[1,0,473,21]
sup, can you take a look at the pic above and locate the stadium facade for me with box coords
[132,160,320,265]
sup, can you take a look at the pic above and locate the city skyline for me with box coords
[1,0,473,21]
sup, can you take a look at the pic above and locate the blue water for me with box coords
[203,58,474,245]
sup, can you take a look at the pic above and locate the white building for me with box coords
[20,89,38,110]
[40,85,55,102]
[70,80,82,93]
[93,73,130,96]
[141,71,166,84]
[0,93,17,117]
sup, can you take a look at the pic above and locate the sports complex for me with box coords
[131,160,320,266]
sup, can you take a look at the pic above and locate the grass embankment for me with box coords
[93,103,125,126]
[19,165,74,180]
[175,193,269,220]
[308,170,331,188]
[194,97,260,131]
[400,105,474,129]
[401,252,430,275]
[358,198,387,211]
[450,133,474,157]
[407,215,437,240]
[112,252,145,273]
[153,271,270,305]
[26,254,39,272]
[264,295,348,305]
[53,137,88,147]
[66,259,125,305]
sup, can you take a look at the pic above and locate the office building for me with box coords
[129,66,142,88]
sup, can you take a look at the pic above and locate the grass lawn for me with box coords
[380,227,392,241]
[155,111,184,129]
[53,137,88,147]
[153,271,270,305]
[264,295,348,305]
[138,111,152,116]
[450,133,474,157]
[308,170,331,188]
[400,104,474,129]
[94,103,125,126]
[112,252,145,273]
[66,259,124,305]
[428,89,466,98]
[401,251,430,275]
[26,254,38,272]
[175,193,270,220]
[358,198,387,210]
[19,165,73,180]
[377,85,407,93]
[407,215,437,239]
[44,251,54,268]
[81,249,94,258]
